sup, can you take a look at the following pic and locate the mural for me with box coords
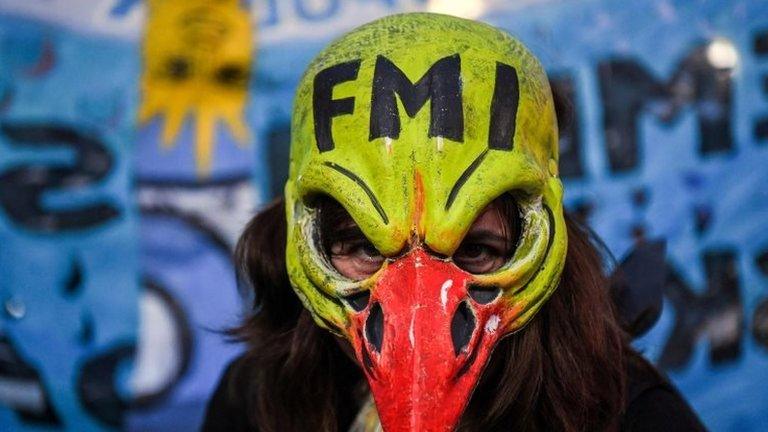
[0,1,260,431]
[0,0,766,430]
[138,0,253,176]
[0,15,139,431]
[130,0,258,430]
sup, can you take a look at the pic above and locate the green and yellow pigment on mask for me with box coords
[285,13,566,432]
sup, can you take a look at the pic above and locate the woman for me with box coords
[203,13,705,432]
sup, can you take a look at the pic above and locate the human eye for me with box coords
[454,241,507,274]
[328,235,385,279]
[453,195,519,274]
[315,195,385,280]
[330,236,381,260]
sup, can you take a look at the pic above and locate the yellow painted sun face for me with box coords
[139,0,254,176]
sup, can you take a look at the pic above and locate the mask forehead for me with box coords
[288,13,558,256]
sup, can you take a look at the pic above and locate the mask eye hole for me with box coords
[453,194,520,274]
[313,196,385,281]
[450,301,476,356]
[468,285,501,304]
[365,302,384,353]
[344,290,371,312]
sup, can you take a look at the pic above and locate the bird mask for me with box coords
[285,13,567,432]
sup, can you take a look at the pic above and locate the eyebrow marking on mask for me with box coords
[322,161,390,224]
[543,204,556,259]
[445,148,489,210]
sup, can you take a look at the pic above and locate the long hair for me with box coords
[229,198,630,432]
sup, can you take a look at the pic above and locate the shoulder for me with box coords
[202,354,255,432]
[621,355,707,432]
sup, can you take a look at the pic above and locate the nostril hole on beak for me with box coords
[365,302,384,353]
[468,285,501,304]
[451,301,476,356]
[344,290,371,312]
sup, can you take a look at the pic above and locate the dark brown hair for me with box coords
[229,197,632,432]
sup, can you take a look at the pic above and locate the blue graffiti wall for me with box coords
[0,14,140,431]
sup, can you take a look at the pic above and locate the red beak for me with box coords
[349,249,507,432]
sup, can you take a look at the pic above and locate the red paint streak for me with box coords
[412,171,425,239]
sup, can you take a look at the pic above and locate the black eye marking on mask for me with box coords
[544,204,556,259]
[366,302,385,353]
[322,161,389,224]
[488,62,519,151]
[344,290,371,312]
[359,329,376,377]
[445,148,489,210]
[369,54,463,142]
[313,59,361,152]
[468,285,501,304]
[455,331,483,380]
[450,301,476,356]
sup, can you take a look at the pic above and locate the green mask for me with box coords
[285,13,566,432]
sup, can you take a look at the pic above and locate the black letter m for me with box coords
[369,54,463,142]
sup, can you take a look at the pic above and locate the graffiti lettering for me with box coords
[259,0,428,28]
[659,250,742,369]
[0,332,61,425]
[0,123,119,232]
[755,29,768,141]
[753,249,768,349]
[550,75,584,178]
[75,279,193,426]
[294,0,340,21]
[598,43,734,172]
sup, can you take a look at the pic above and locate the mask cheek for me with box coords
[455,283,524,376]
[470,198,563,331]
